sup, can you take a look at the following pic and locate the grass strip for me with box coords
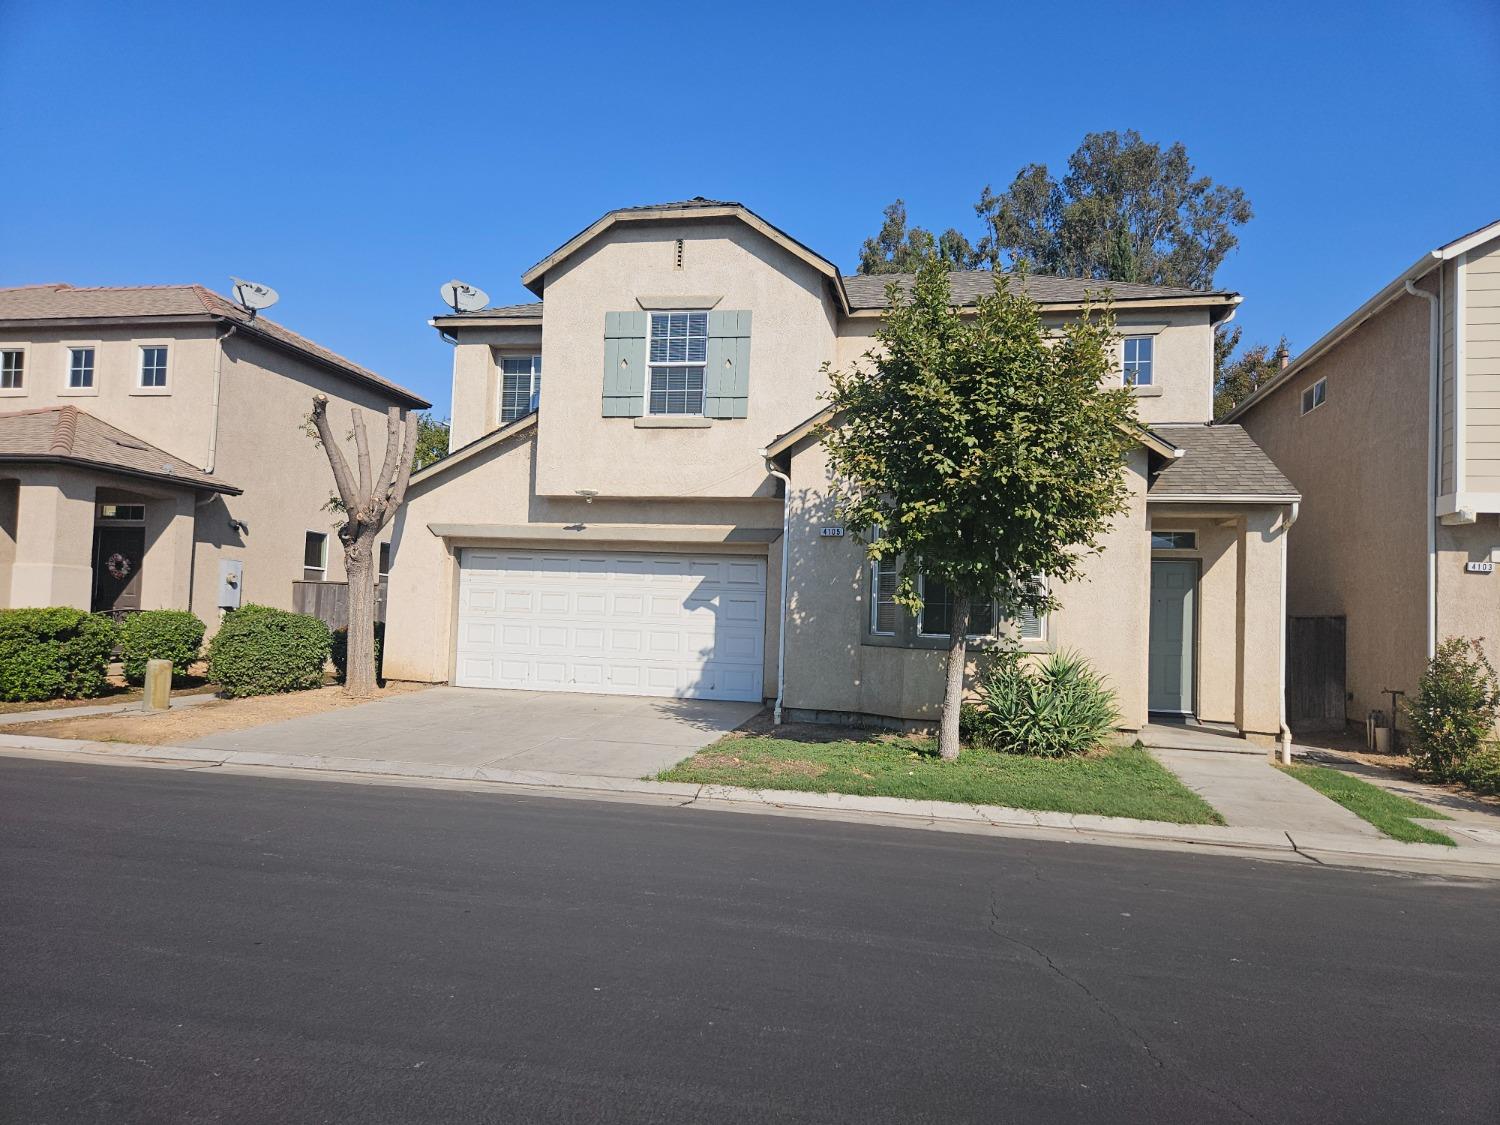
[660,737,1224,825]
[1280,764,1456,846]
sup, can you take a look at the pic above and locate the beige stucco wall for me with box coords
[447,324,543,451]
[1238,291,1432,721]
[382,428,784,687]
[529,218,839,500]
[779,441,1153,728]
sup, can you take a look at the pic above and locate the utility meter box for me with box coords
[217,559,244,609]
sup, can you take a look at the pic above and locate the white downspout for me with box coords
[1404,278,1440,661]
[206,323,238,473]
[761,450,792,725]
[1278,500,1300,765]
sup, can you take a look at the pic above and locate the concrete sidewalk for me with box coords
[1148,746,1382,837]
[4,733,1499,880]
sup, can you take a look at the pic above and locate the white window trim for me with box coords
[647,310,708,417]
[1300,377,1327,416]
[60,341,101,397]
[495,351,542,426]
[303,531,329,578]
[0,345,27,397]
[132,340,173,395]
[1122,335,1155,387]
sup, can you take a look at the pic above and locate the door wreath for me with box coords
[106,552,133,580]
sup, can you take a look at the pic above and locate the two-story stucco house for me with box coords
[384,199,1298,743]
[0,284,428,628]
[1230,219,1500,729]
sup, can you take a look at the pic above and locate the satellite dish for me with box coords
[441,279,490,314]
[229,277,279,319]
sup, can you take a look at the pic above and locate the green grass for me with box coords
[659,737,1224,825]
[1279,764,1456,846]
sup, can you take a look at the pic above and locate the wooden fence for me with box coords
[1286,615,1346,733]
[292,580,388,631]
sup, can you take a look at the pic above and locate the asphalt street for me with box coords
[2,756,1496,1124]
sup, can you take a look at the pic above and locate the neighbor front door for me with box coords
[91,526,145,614]
[1148,559,1197,715]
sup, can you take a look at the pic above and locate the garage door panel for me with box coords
[455,549,765,701]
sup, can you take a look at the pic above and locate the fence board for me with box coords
[1287,615,1346,732]
[292,580,387,631]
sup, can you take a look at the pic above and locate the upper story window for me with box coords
[139,345,168,388]
[500,355,542,424]
[1301,377,1327,415]
[1122,336,1154,386]
[69,347,95,389]
[1,349,24,390]
[648,312,707,415]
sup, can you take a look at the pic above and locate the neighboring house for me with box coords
[0,284,428,628]
[1229,219,1500,728]
[385,199,1297,741]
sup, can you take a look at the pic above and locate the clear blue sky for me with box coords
[2,0,1497,414]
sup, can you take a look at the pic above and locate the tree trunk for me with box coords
[343,532,379,699]
[939,592,971,760]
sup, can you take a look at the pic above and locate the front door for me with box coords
[1148,559,1197,715]
[91,526,145,614]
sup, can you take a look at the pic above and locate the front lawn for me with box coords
[1279,764,1456,846]
[659,737,1224,825]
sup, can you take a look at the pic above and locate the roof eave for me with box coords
[226,319,430,410]
[0,454,241,495]
[842,292,1242,318]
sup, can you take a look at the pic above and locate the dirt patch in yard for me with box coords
[691,751,829,779]
[6,682,429,746]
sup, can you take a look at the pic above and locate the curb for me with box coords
[4,734,1500,878]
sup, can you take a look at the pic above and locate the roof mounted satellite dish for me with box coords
[441,279,490,314]
[229,277,279,320]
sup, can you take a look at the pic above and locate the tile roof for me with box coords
[1147,424,1298,501]
[842,271,1236,310]
[0,284,428,408]
[0,406,239,493]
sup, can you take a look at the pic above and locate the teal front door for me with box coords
[1148,559,1197,714]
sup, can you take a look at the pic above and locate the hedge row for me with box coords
[0,608,118,701]
[207,604,332,697]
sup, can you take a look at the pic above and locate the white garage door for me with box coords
[454,549,767,702]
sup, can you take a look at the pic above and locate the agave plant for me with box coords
[972,649,1120,757]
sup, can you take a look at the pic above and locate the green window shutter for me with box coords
[704,309,751,419]
[602,311,648,417]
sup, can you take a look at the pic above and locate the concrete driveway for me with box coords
[193,687,762,779]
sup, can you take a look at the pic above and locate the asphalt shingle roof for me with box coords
[444,301,543,320]
[1148,424,1298,500]
[0,406,239,493]
[0,284,428,408]
[842,271,1233,310]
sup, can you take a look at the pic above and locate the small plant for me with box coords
[331,621,384,684]
[0,607,117,701]
[1459,744,1500,796]
[119,610,205,685]
[207,604,332,697]
[970,648,1120,757]
[1405,637,1500,783]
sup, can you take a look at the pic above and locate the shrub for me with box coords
[970,649,1120,757]
[1460,744,1500,796]
[0,607,117,701]
[207,604,332,697]
[119,610,205,685]
[331,621,384,684]
[1405,637,1499,783]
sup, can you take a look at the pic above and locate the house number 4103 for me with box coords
[1465,561,1494,574]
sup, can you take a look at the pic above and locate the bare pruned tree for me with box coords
[310,395,418,697]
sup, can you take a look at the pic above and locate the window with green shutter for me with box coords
[602,311,648,417]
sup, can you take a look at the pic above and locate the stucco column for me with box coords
[1236,506,1286,740]
[140,490,197,611]
[1195,518,1241,726]
[9,467,96,610]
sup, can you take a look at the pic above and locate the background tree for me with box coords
[310,396,418,698]
[971,130,1253,287]
[1214,333,1289,419]
[822,256,1138,759]
[858,199,973,275]
[413,412,450,470]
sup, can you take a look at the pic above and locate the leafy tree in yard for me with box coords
[1214,329,1289,419]
[1405,637,1500,782]
[821,256,1138,758]
[413,412,450,470]
[858,199,973,275]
